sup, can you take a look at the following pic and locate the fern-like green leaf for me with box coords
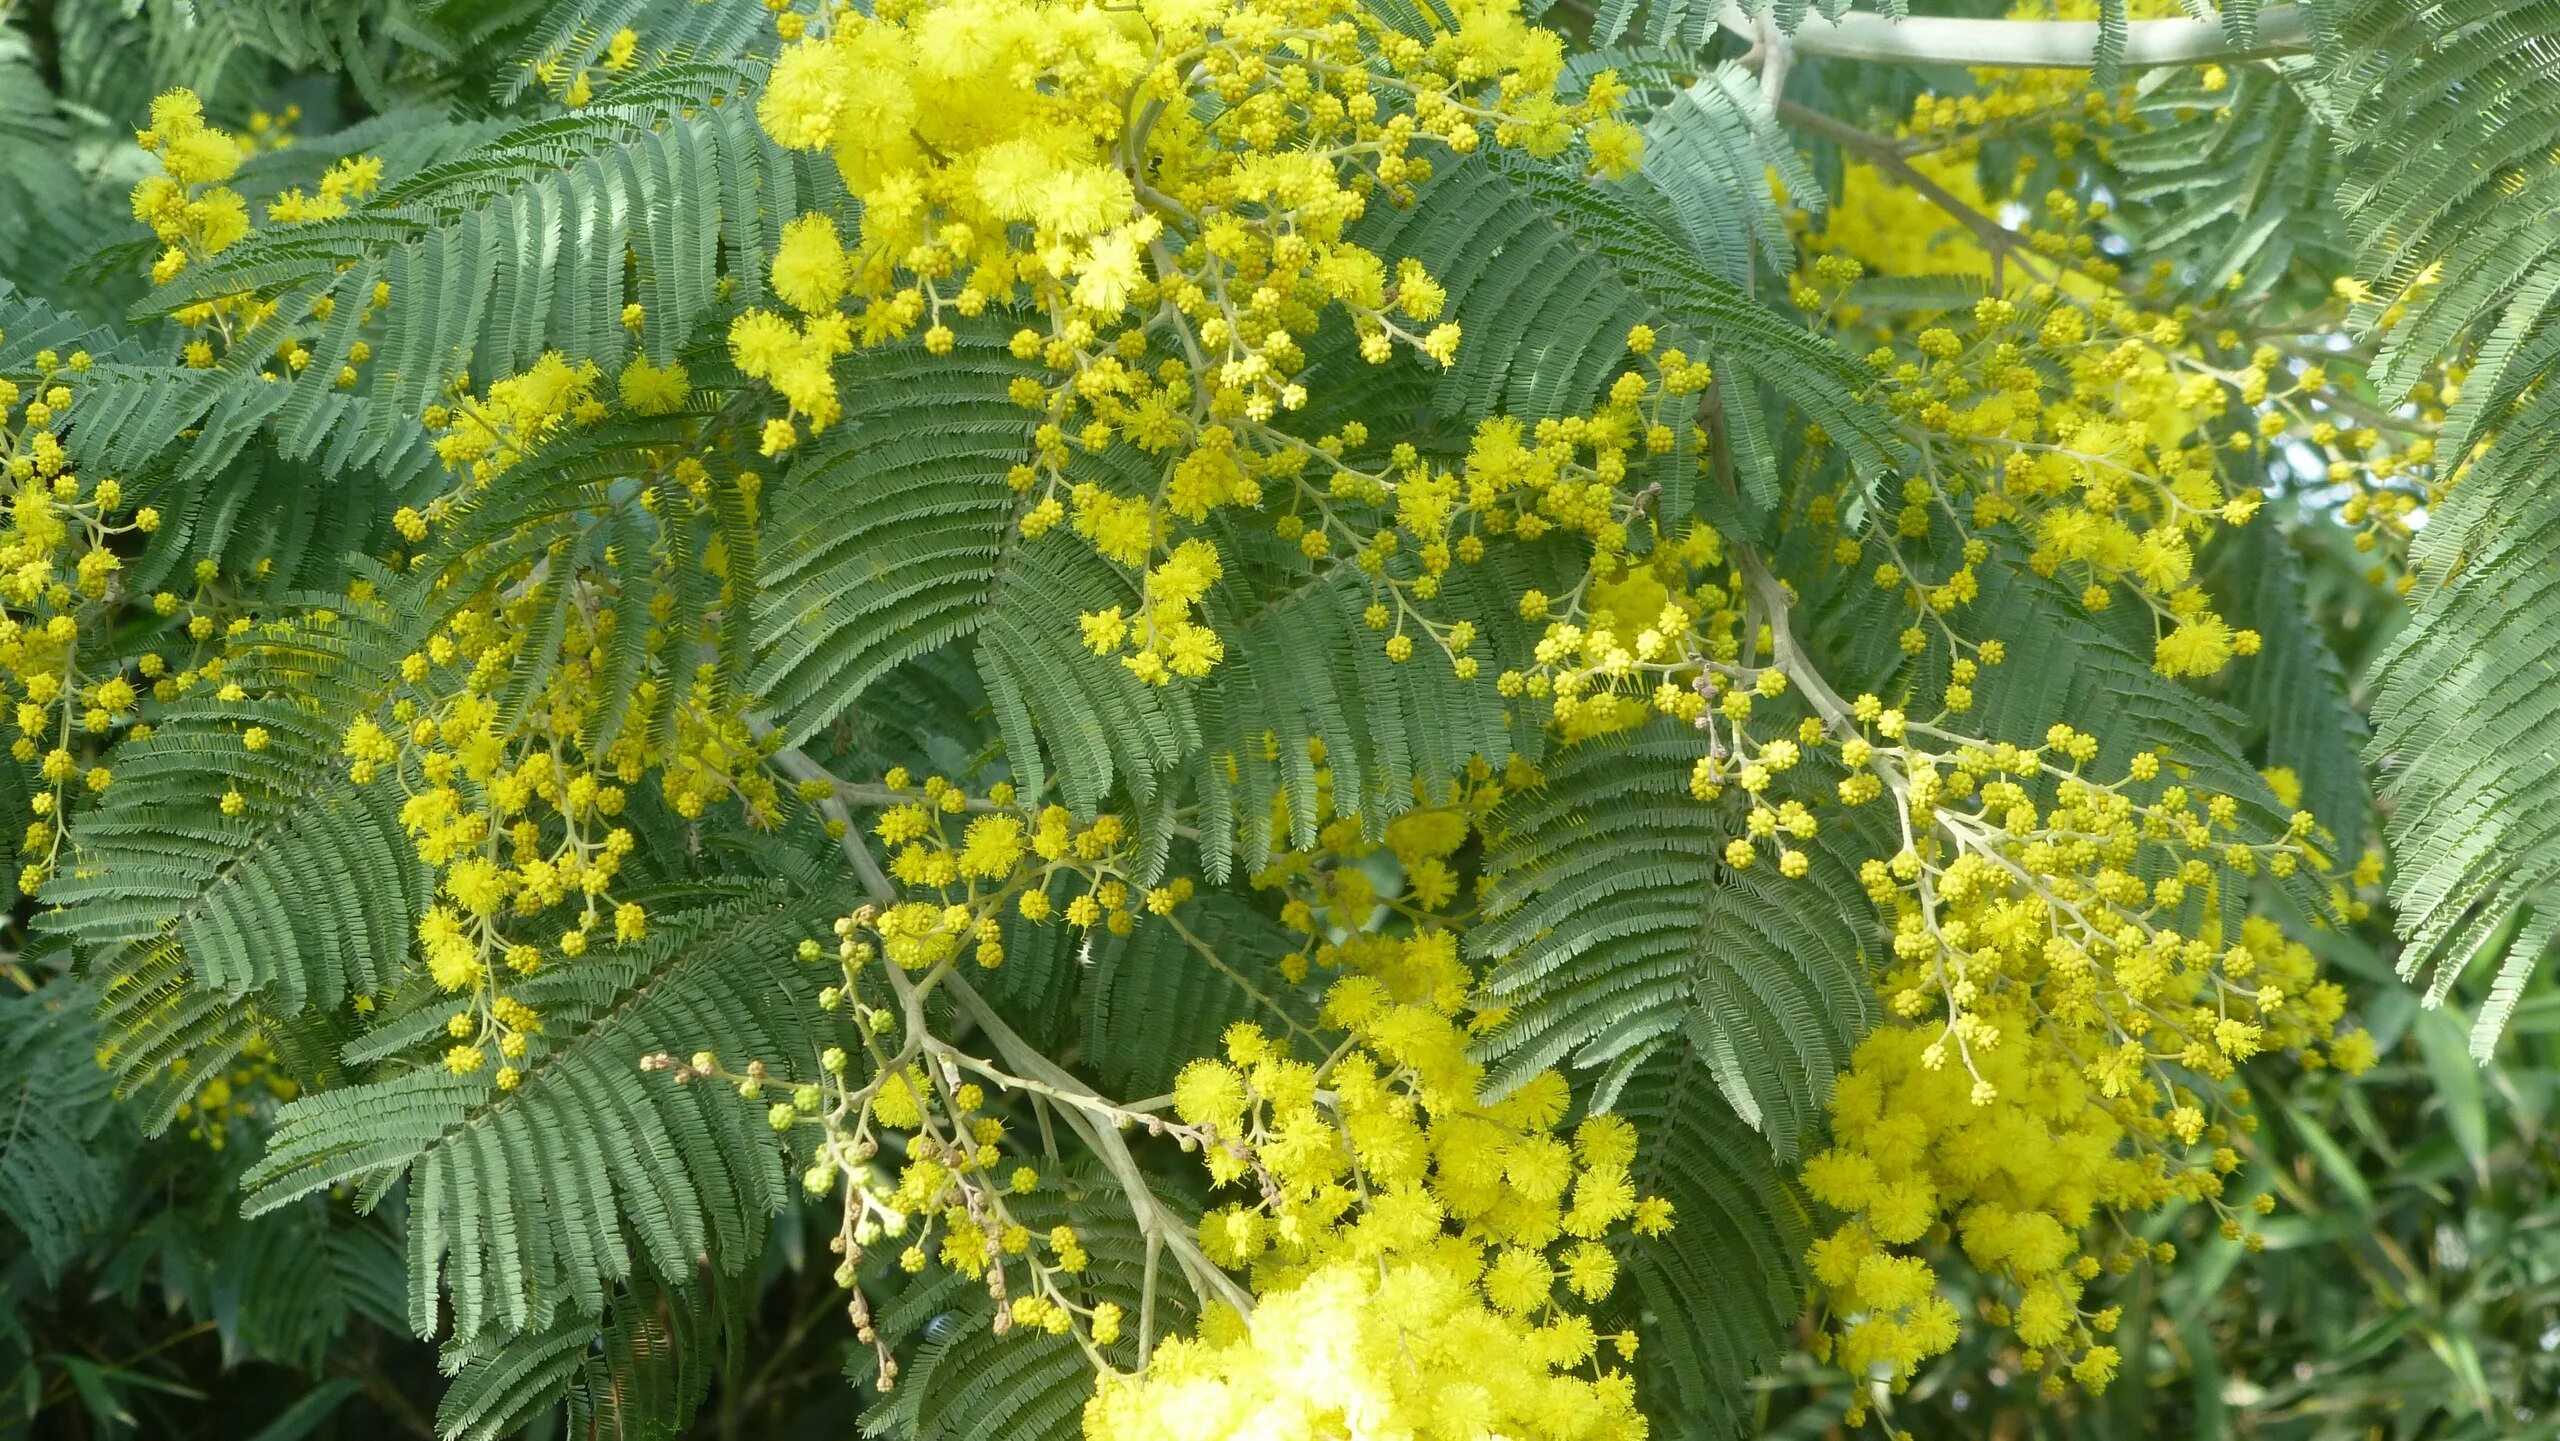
[1075,894,1324,1098]
[754,331,1202,814]
[437,1270,749,1441]
[1359,150,1898,524]
[2208,514,2369,858]
[1608,1050,1812,1438]
[435,1316,597,1441]
[1575,0,1903,49]
[1191,520,1560,875]
[145,78,811,462]
[2368,381,2560,1053]
[42,594,428,1012]
[2314,0,2560,428]
[505,0,775,101]
[241,892,834,1344]
[1642,64,1820,291]
[89,938,269,1132]
[858,1169,1200,1441]
[2112,62,2341,299]
[1475,720,1878,1154]
[4,274,440,591]
[0,979,128,1280]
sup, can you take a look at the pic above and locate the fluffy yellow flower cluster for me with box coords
[1804,155,2019,297]
[1788,704,2376,1402]
[1801,23,2452,634]
[1092,326,1701,698]
[738,0,1631,682]
[1087,1249,1643,1441]
[1675,677,2375,1406]
[1884,0,2185,184]
[1653,644,2379,1408]
[701,746,1667,1433]
[1093,835,1670,1441]
[1830,272,2270,676]
[263,153,384,225]
[131,90,252,289]
[1724,38,2417,1413]
[0,345,167,894]
[862,768,1171,966]
[425,352,610,488]
[2230,268,2455,590]
[131,91,391,382]
[1804,909,2359,1397]
[1469,444,2376,1409]
[1334,338,1715,694]
[1804,912,2371,1407]
[338,575,780,1087]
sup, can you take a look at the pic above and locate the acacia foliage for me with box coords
[0,0,2541,1437]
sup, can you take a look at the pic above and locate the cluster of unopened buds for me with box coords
[1901,57,2137,164]
[644,1027,1192,1384]
[0,344,176,893]
[651,821,1211,1385]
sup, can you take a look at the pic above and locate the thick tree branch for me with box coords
[1717,3,2312,70]
[942,971,1256,1318]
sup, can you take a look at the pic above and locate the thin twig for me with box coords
[1773,98,2053,281]
[942,971,1256,1317]
[754,716,1256,1325]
